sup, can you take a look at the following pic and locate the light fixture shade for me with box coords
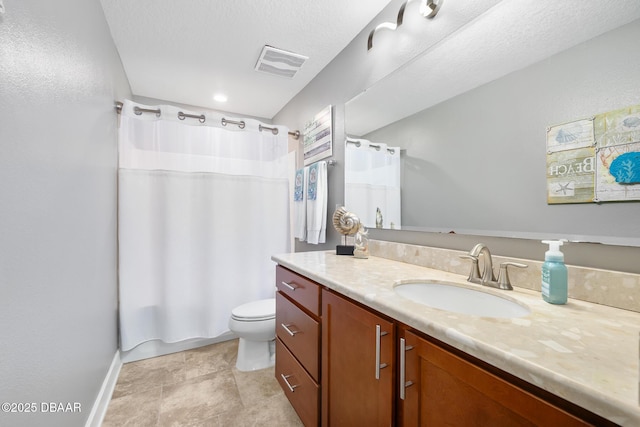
[368,0,445,50]
[254,45,308,79]
[420,0,443,18]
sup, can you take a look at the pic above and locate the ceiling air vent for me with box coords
[254,45,308,79]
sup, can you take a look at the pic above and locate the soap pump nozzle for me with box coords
[542,239,567,261]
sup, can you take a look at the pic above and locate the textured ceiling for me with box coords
[100,0,393,119]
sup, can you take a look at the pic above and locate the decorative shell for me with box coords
[332,206,360,236]
[623,116,640,129]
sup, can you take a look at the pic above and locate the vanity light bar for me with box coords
[368,0,444,50]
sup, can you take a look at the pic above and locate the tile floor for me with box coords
[102,339,303,427]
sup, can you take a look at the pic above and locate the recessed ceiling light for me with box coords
[213,93,228,103]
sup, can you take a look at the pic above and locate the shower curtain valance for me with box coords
[118,100,291,178]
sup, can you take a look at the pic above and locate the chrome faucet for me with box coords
[460,243,527,290]
[468,243,495,285]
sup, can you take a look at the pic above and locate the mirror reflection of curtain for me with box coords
[118,100,291,352]
[345,138,401,229]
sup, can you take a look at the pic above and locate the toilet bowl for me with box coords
[228,298,276,371]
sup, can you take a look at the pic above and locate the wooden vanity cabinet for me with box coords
[398,328,613,427]
[275,266,321,426]
[321,289,395,427]
[275,265,616,426]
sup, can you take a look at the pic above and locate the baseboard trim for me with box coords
[85,350,122,427]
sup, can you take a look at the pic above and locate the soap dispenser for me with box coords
[541,240,568,305]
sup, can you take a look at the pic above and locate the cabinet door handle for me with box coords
[280,323,299,336]
[280,374,298,392]
[281,281,298,291]
[375,324,389,380]
[399,338,415,400]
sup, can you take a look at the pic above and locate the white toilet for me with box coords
[228,298,276,371]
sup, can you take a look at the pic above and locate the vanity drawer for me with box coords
[276,338,319,427]
[276,291,320,381]
[276,265,321,316]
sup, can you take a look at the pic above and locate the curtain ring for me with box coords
[221,118,246,129]
[346,139,361,147]
[133,106,161,117]
[178,112,186,120]
[198,115,205,124]
[259,124,279,135]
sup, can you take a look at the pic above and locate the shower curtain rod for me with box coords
[115,101,300,140]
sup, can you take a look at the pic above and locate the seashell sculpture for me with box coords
[332,206,361,236]
[333,206,361,256]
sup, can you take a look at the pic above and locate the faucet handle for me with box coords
[460,254,481,283]
[497,262,528,290]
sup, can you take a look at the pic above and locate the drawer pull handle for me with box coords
[281,281,298,291]
[281,374,299,392]
[375,325,389,380]
[281,323,299,336]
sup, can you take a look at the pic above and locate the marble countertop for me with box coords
[272,251,640,426]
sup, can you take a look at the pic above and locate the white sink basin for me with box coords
[394,282,530,318]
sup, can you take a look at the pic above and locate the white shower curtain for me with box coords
[118,100,291,351]
[345,138,401,229]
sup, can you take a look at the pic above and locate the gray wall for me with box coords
[275,12,640,273]
[0,1,131,426]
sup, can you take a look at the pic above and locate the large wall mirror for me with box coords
[345,3,640,246]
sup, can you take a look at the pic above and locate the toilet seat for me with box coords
[231,298,275,322]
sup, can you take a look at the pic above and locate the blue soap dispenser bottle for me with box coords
[541,240,568,305]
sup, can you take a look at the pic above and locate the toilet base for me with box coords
[235,337,275,371]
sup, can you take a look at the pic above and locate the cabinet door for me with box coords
[400,330,591,427]
[322,289,395,427]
